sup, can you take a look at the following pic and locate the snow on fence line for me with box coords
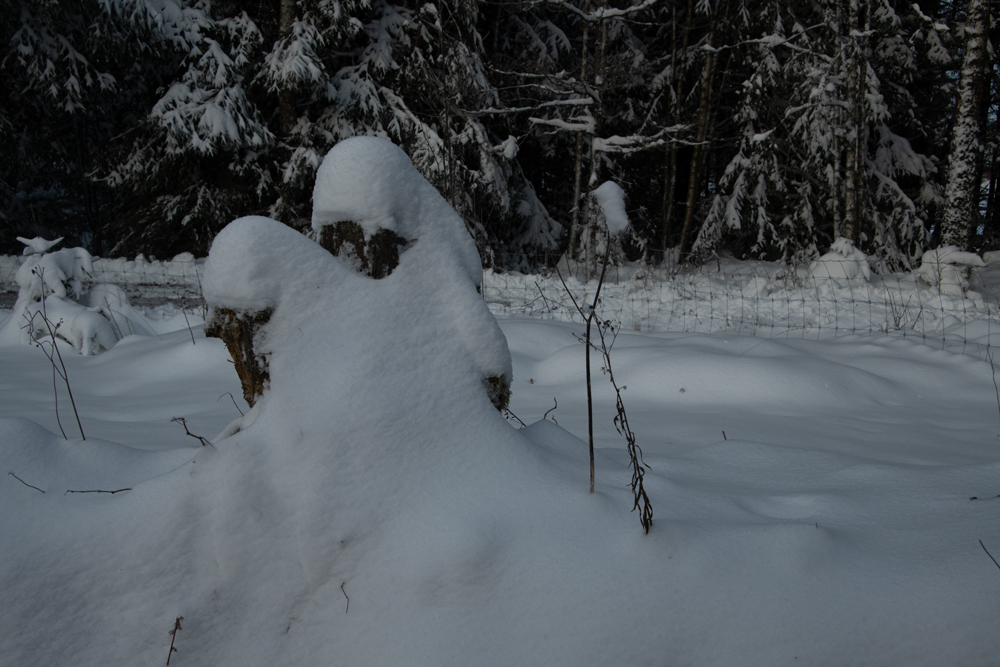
[3,253,1000,360]
[481,258,1000,361]
[0,253,206,311]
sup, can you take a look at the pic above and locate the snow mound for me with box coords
[591,181,629,235]
[809,237,871,282]
[914,245,985,303]
[309,136,483,286]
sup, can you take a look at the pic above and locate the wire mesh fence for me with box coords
[481,259,1000,361]
[3,253,999,360]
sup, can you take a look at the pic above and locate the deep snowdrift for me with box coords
[1,138,998,665]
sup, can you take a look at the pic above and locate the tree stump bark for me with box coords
[317,220,403,279]
[204,307,272,408]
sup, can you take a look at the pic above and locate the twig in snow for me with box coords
[988,348,1000,434]
[980,540,1000,571]
[502,408,526,427]
[341,583,350,613]
[171,417,214,447]
[217,392,244,416]
[544,398,559,424]
[166,616,183,666]
[534,280,557,315]
[181,309,196,345]
[8,471,44,493]
[65,487,131,495]
[103,296,124,340]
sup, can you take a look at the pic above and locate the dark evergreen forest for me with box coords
[1,0,996,273]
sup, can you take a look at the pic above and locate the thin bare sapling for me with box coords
[554,183,652,530]
[555,240,613,494]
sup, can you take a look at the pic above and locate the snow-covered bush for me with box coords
[809,238,871,283]
[0,237,146,353]
[913,246,985,305]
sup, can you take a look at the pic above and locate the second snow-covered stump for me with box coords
[205,137,511,413]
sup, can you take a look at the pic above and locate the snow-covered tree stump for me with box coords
[204,308,272,408]
[204,138,512,416]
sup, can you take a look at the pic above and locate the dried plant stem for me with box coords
[65,488,131,495]
[181,308,196,345]
[25,269,85,440]
[171,417,214,447]
[987,347,1000,433]
[594,319,653,533]
[217,392,244,416]
[543,397,558,423]
[980,540,1000,571]
[8,471,45,493]
[166,616,183,666]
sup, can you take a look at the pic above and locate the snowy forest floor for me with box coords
[1,254,999,665]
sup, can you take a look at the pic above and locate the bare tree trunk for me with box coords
[842,0,867,244]
[584,0,609,280]
[659,0,693,260]
[941,0,991,248]
[439,5,455,207]
[984,148,999,245]
[678,2,722,258]
[278,0,296,136]
[568,0,592,263]
[74,114,100,255]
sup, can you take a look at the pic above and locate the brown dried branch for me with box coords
[171,417,214,447]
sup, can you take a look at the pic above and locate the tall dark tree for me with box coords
[941,0,993,248]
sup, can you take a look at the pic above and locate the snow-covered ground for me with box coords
[1,139,998,664]
[1,306,998,665]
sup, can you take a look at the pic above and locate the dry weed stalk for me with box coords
[594,319,653,533]
[166,616,183,665]
[171,417,214,447]
[24,268,85,440]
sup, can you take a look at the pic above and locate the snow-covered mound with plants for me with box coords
[0,238,155,354]
[0,138,998,666]
[915,245,986,304]
[809,237,871,282]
